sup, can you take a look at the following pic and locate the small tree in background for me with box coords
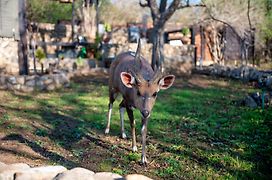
[35,47,46,74]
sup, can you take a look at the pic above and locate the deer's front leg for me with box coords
[141,118,148,165]
[105,103,113,134]
[126,107,137,152]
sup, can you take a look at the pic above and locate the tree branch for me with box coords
[160,0,180,24]
[140,0,160,21]
[159,0,167,13]
[247,0,252,29]
[205,4,242,41]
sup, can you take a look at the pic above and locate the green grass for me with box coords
[0,75,271,179]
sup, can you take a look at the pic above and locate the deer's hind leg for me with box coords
[126,106,137,152]
[105,89,118,134]
[119,99,127,139]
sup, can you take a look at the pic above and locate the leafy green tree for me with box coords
[27,0,73,23]
[261,0,272,58]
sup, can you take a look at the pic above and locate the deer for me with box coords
[104,39,175,165]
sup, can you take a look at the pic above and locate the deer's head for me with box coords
[120,40,175,119]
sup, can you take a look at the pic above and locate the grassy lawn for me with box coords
[0,74,271,179]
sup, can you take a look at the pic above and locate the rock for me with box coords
[12,84,21,91]
[16,76,26,84]
[25,75,38,81]
[0,76,6,85]
[125,174,152,180]
[25,79,36,87]
[0,162,6,167]
[53,73,69,88]
[0,163,30,180]
[93,172,123,180]
[20,85,34,93]
[43,78,54,85]
[265,77,272,90]
[230,68,241,79]
[250,92,262,106]
[46,83,56,91]
[53,167,95,180]
[15,165,67,180]
[7,76,17,85]
[36,80,46,90]
[0,84,7,90]
[244,95,258,108]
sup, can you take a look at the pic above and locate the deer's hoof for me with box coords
[141,156,148,165]
[121,132,127,139]
[132,146,138,152]
[104,128,110,134]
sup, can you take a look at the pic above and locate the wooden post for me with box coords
[190,27,197,67]
[200,25,205,69]
[18,0,28,75]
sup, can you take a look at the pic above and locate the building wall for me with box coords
[0,0,19,39]
[0,37,19,74]
[224,27,242,61]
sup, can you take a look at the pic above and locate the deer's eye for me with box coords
[152,92,158,97]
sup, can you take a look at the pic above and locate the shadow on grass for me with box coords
[0,74,271,179]
[2,134,78,168]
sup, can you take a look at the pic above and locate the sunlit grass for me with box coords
[0,75,271,179]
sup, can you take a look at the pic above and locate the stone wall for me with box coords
[0,57,109,93]
[0,72,70,92]
[194,65,272,88]
[0,37,19,74]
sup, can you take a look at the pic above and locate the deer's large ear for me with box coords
[120,72,135,88]
[159,75,175,90]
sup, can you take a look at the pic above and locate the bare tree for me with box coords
[203,0,265,65]
[140,0,205,70]
[204,22,226,65]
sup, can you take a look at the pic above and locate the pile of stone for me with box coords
[0,72,70,93]
[194,64,272,90]
[0,56,110,93]
[194,64,272,108]
[0,162,152,180]
[242,91,272,108]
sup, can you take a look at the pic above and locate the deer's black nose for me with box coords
[141,110,150,118]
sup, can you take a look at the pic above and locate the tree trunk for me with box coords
[18,0,28,75]
[151,26,164,70]
[71,0,75,42]
[200,25,205,69]
[41,63,44,74]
